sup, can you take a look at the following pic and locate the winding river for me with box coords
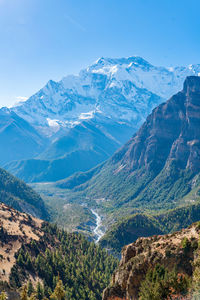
[91,209,104,243]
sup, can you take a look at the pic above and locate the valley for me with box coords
[0,1,200,298]
[0,203,118,299]
[0,59,200,299]
[27,76,200,256]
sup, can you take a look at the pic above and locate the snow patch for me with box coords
[47,118,60,128]
[79,111,94,120]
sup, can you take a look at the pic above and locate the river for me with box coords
[91,209,104,243]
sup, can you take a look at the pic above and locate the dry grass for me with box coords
[0,203,43,281]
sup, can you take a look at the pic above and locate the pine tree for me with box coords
[50,278,65,300]
[27,280,34,297]
[20,285,28,300]
[192,245,200,299]
[17,253,24,267]
[0,291,7,300]
[36,282,44,300]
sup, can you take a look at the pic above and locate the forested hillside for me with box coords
[0,203,118,300]
[100,199,200,255]
[0,168,48,219]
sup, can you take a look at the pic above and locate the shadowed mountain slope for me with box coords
[0,167,48,219]
[0,108,47,165]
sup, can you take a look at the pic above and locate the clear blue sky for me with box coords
[0,0,200,107]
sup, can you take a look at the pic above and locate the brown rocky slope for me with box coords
[102,222,200,300]
[0,202,43,299]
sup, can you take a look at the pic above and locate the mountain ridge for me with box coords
[0,167,48,219]
[0,108,47,165]
[4,58,200,182]
[57,76,200,216]
[11,57,200,137]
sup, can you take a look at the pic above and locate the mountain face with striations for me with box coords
[3,57,200,182]
[60,76,200,215]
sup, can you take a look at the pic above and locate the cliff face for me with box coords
[102,223,200,300]
[62,76,200,215]
[115,76,200,175]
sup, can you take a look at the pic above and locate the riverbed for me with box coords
[91,209,104,243]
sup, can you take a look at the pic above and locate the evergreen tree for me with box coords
[139,264,189,300]
[20,285,28,300]
[0,291,7,300]
[36,282,44,300]
[50,278,65,300]
[27,280,34,297]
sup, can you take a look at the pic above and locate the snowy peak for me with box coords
[92,56,151,68]
[10,56,200,137]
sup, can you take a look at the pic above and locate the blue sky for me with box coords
[0,0,200,107]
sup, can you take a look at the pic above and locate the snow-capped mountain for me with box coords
[12,56,200,137]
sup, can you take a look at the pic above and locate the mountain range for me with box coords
[56,76,200,226]
[0,58,200,300]
[11,56,200,136]
[3,56,200,182]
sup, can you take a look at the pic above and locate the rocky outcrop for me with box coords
[102,223,200,300]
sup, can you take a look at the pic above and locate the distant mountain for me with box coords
[5,57,200,182]
[60,76,200,215]
[0,108,47,165]
[5,117,134,182]
[0,167,48,219]
[12,56,200,138]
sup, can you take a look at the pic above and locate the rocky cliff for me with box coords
[117,75,200,175]
[103,222,200,300]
